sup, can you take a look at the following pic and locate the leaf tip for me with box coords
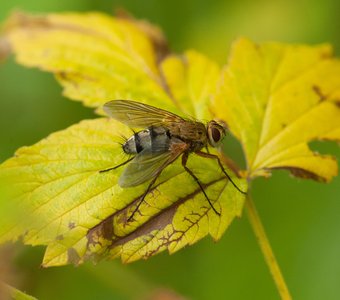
[2,11,49,31]
[1,11,51,61]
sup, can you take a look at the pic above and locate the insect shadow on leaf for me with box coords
[100,100,247,221]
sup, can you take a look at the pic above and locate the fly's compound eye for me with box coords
[211,127,221,143]
[207,121,226,147]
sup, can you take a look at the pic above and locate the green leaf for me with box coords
[213,38,340,181]
[0,119,245,266]
[0,282,37,300]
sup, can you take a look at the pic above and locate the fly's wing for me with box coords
[103,100,184,128]
[119,141,188,187]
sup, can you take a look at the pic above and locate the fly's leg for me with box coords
[182,153,220,216]
[100,156,162,222]
[127,171,163,222]
[99,157,134,173]
[195,151,246,195]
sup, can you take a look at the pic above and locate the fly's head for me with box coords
[207,120,226,148]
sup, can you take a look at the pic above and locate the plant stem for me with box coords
[245,195,292,300]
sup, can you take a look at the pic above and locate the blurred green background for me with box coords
[1,0,340,299]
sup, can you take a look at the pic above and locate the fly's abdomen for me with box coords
[123,126,171,154]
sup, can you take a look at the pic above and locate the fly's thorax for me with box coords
[122,126,171,154]
[168,121,207,143]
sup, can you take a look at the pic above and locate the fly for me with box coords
[100,100,246,221]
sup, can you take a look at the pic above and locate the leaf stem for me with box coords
[245,195,292,300]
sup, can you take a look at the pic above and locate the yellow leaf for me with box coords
[3,12,174,112]
[1,11,245,266]
[0,119,246,266]
[213,38,340,181]
[2,12,219,119]
[161,51,220,120]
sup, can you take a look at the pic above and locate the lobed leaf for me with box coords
[2,12,219,119]
[0,12,243,266]
[213,38,340,181]
[3,12,173,110]
[5,12,340,268]
[0,119,246,266]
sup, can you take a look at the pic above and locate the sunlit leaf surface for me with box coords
[0,12,246,266]
[213,38,340,181]
[0,119,245,266]
[2,12,219,118]
[2,14,340,269]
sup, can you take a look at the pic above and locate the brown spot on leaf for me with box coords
[312,85,327,102]
[319,137,340,143]
[111,203,178,249]
[3,11,50,32]
[68,222,75,229]
[320,49,333,59]
[67,248,81,266]
[4,11,122,48]
[335,101,340,109]
[84,176,224,263]
[58,71,68,80]
[87,216,115,247]
[110,178,222,250]
[56,235,64,241]
[57,71,97,83]
[270,166,327,182]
